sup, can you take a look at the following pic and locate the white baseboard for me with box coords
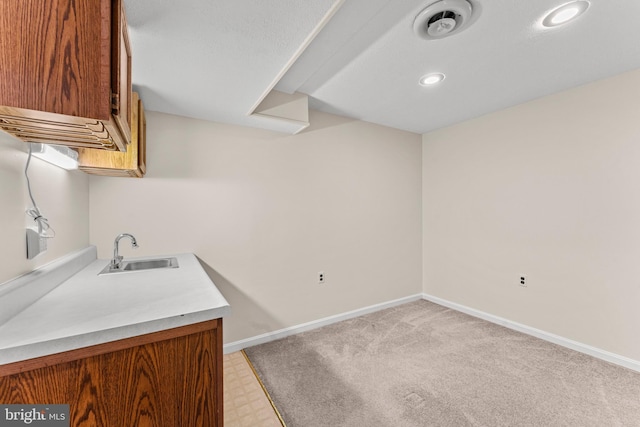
[223,292,640,373]
[422,293,640,373]
[223,294,424,354]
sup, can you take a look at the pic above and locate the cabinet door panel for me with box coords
[103,342,174,426]
[0,324,222,427]
[69,361,110,426]
[0,0,111,119]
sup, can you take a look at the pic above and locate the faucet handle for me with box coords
[111,255,124,268]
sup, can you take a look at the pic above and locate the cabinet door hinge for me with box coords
[111,92,120,113]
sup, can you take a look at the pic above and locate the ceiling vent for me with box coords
[413,0,475,40]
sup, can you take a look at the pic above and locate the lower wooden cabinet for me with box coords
[0,319,223,427]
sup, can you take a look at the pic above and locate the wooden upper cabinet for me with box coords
[0,0,132,151]
[77,92,146,177]
[111,0,132,145]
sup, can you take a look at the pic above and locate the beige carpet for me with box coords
[244,300,640,426]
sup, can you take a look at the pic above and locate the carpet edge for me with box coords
[227,291,640,373]
[223,294,424,354]
[241,349,287,427]
[422,292,640,373]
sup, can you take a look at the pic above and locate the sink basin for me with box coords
[99,257,179,275]
[123,258,178,271]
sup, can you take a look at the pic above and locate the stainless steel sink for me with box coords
[123,258,178,271]
[99,257,179,275]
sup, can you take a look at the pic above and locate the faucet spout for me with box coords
[111,233,139,269]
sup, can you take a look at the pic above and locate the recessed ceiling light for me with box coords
[542,1,589,27]
[419,73,446,86]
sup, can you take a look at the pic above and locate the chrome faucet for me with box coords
[111,233,139,269]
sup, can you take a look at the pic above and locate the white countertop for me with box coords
[0,252,230,365]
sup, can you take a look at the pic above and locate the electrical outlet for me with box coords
[519,275,527,287]
[26,228,47,259]
[318,271,325,284]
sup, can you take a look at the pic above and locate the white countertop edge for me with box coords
[0,305,230,365]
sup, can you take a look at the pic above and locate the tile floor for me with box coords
[224,351,284,427]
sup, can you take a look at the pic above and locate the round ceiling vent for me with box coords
[413,0,475,40]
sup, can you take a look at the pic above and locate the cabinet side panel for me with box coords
[138,96,147,174]
[0,0,110,119]
[110,0,132,143]
[77,92,143,174]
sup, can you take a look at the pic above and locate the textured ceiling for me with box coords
[125,0,640,135]
[125,0,342,131]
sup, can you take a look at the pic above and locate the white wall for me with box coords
[89,110,423,344]
[423,69,640,361]
[0,133,90,284]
